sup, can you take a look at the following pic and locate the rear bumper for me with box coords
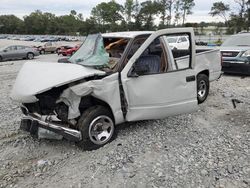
[222,62,250,75]
[20,106,82,142]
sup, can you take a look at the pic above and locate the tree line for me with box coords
[0,0,249,35]
[0,0,195,35]
[209,0,250,33]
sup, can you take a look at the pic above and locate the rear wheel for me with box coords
[27,53,34,60]
[77,105,115,150]
[40,49,45,54]
[197,74,209,104]
[71,51,75,56]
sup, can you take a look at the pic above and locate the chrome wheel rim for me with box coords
[198,80,207,99]
[89,115,114,145]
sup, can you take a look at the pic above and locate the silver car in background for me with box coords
[0,45,40,62]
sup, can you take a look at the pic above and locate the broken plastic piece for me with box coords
[38,128,63,140]
[231,99,243,108]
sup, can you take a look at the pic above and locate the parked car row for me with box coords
[0,42,82,62]
[0,35,82,42]
[32,42,81,55]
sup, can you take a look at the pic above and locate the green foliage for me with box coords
[209,1,230,23]
[139,0,161,30]
[1,0,249,35]
[0,15,24,34]
[91,0,123,32]
[180,0,195,25]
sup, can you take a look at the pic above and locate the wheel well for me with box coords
[79,96,114,120]
[197,70,209,78]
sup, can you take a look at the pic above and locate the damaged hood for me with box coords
[11,62,106,103]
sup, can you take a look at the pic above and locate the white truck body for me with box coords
[10,28,221,148]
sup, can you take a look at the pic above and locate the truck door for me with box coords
[121,28,198,121]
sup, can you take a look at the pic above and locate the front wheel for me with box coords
[197,74,209,104]
[77,105,115,150]
[71,51,75,56]
[40,49,45,55]
[27,53,34,60]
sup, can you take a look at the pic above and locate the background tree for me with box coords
[166,0,176,26]
[91,0,123,32]
[132,0,142,30]
[158,0,170,27]
[209,1,230,24]
[124,0,134,25]
[180,0,195,25]
[139,0,160,30]
[0,15,24,34]
[174,0,182,25]
[227,0,249,33]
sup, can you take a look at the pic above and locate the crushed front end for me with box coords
[20,88,82,141]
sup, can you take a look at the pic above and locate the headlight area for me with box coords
[241,50,250,57]
[20,87,82,142]
[22,86,70,123]
[241,50,250,63]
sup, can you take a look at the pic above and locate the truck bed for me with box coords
[173,48,221,81]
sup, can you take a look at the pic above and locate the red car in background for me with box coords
[58,45,80,56]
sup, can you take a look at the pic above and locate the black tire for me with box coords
[0,56,2,62]
[71,51,75,56]
[56,48,60,54]
[27,52,34,60]
[197,74,209,104]
[77,105,116,151]
[40,49,45,55]
[20,119,31,132]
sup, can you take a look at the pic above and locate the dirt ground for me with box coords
[0,51,249,188]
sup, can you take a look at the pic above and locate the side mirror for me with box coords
[3,49,7,52]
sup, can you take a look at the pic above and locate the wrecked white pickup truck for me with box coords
[11,28,221,150]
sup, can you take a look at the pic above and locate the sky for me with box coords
[0,0,238,23]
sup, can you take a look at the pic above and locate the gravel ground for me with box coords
[0,54,249,188]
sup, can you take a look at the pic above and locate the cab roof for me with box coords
[102,31,153,39]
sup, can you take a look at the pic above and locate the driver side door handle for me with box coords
[186,75,196,82]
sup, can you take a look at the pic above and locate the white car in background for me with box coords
[167,36,189,50]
